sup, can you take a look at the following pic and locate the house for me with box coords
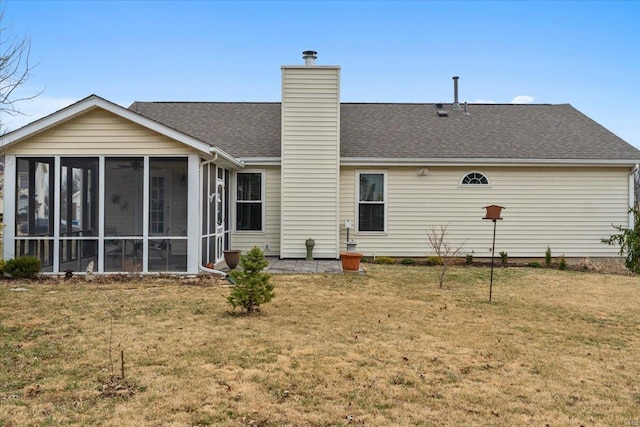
[1,51,639,275]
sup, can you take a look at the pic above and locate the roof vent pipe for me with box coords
[302,50,317,66]
[452,76,461,110]
[463,101,470,116]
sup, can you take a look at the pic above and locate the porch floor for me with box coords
[220,257,364,274]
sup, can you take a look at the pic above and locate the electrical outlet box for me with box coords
[265,243,271,251]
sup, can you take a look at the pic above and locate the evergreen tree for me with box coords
[227,247,274,313]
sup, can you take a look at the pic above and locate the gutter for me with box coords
[340,157,640,167]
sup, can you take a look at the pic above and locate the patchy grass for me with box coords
[1,266,639,426]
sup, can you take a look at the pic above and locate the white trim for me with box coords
[238,157,281,166]
[98,156,106,272]
[187,154,201,274]
[0,94,244,169]
[53,157,61,272]
[459,170,491,187]
[341,157,640,167]
[355,170,388,235]
[234,169,266,233]
[3,155,17,260]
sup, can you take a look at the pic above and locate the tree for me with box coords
[427,224,465,288]
[602,208,640,274]
[1,7,41,133]
[227,247,275,313]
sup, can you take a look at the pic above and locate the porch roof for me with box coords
[0,95,244,169]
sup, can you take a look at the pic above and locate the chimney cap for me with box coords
[302,50,318,65]
[453,76,459,80]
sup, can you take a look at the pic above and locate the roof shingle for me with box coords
[129,101,640,162]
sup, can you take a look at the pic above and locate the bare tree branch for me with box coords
[427,224,466,288]
[0,8,43,132]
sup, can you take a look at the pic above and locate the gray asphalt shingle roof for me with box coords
[129,101,640,162]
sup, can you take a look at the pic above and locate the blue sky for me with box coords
[3,0,640,149]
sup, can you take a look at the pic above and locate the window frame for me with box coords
[234,170,265,233]
[459,171,491,187]
[355,170,388,234]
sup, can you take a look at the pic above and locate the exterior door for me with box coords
[215,167,226,262]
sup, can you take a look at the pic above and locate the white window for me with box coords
[460,171,490,186]
[236,171,264,231]
[357,171,386,232]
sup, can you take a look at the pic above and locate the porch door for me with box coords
[150,171,172,235]
[214,167,227,262]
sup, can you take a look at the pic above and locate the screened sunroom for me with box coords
[0,96,242,275]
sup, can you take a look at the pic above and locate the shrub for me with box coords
[602,208,640,274]
[426,256,443,266]
[465,253,473,265]
[4,256,41,279]
[227,247,274,313]
[374,256,395,265]
[400,258,416,265]
[0,259,5,273]
[559,255,567,271]
[528,261,542,268]
[545,246,552,267]
[499,251,508,265]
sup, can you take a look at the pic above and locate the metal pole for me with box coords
[489,219,497,302]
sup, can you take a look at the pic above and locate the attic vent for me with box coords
[437,110,448,117]
[436,103,444,109]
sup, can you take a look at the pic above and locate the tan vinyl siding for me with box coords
[6,109,189,156]
[231,167,281,256]
[340,166,630,258]
[280,67,340,258]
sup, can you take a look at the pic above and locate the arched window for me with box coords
[461,172,489,186]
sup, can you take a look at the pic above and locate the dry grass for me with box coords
[1,266,639,426]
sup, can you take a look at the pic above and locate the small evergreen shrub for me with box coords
[227,247,274,313]
[0,259,5,273]
[426,256,443,266]
[499,251,508,265]
[559,255,567,271]
[400,258,416,265]
[374,256,395,265]
[465,253,473,265]
[4,256,41,279]
[528,261,542,268]
[545,246,552,267]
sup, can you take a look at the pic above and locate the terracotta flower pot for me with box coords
[340,252,363,272]
[223,250,241,269]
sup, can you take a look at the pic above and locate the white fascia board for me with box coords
[210,146,245,169]
[340,157,640,167]
[0,95,240,165]
[237,157,281,166]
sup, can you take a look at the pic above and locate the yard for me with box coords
[1,265,639,426]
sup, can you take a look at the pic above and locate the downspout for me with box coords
[197,153,228,278]
[630,163,639,228]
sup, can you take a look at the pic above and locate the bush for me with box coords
[0,259,5,273]
[499,251,508,265]
[227,247,274,313]
[545,246,552,267]
[4,256,41,279]
[528,261,542,268]
[374,256,395,265]
[426,256,443,266]
[465,253,473,265]
[400,258,416,265]
[559,255,567,271]
[602,208,640,274]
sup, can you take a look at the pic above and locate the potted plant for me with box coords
[340,251,363,272]
[223,249,241,269]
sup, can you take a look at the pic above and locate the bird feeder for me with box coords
[483,205,504,221]
[482,205,505,302]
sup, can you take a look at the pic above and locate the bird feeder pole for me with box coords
[483,205,504,302]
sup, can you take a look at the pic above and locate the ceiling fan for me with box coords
[116,160,159,171]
